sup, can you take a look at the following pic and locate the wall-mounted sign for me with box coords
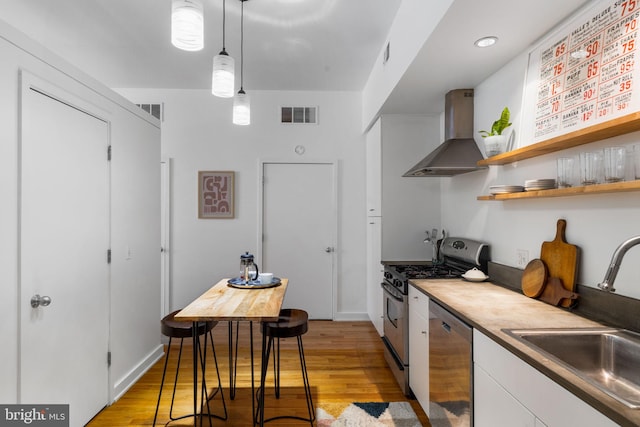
[523,0,640,144]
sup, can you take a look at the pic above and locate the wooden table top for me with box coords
[174,278,288,322]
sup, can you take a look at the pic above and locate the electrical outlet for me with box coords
[516,249,529,268]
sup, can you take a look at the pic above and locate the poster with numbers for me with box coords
[523,0,640,144]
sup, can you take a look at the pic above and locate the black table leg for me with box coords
[251,321,257,427]
[228,321,235,400]
[258,322,270,427]
[192,321,198,427]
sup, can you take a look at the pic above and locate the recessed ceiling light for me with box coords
[474,36,498,48]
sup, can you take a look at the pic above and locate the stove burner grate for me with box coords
[392,264,463,279]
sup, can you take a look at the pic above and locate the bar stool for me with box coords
[153,309,227,426]
[257,308,315,426]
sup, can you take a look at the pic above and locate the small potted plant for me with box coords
[479,107,512,157]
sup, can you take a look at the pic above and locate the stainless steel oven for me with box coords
[381,281,409,394]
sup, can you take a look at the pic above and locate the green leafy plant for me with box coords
[479,107,512,137]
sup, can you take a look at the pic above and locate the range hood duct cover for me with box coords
[403,89,487,177]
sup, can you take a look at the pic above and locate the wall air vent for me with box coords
[136,103,163,121]
[281,106,317,124]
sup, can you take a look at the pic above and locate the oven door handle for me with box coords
[381,282,404,302]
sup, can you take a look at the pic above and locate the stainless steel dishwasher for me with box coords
[429,300,473,426]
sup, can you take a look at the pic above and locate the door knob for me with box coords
[30,294,52,308]
[325,247,334,253]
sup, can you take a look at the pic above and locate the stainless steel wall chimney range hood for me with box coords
[403,89,487,177]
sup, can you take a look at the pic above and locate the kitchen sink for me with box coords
[503,327,640,408]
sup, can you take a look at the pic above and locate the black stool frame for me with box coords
[153,325,227,426]
[256,318,315,426]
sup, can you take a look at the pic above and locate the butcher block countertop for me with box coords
[410,279,640,426]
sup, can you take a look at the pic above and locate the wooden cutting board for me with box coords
[521,259,547,298]
[540,219,580,307]
[539,277,579,306]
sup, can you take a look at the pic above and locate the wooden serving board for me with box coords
[540,219,579,307]
[539,277,579,306]
[521,259,547,298]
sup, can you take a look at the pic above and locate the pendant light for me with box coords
[171,0,204,51]
[212,0,235,98]
[233,0,250,125]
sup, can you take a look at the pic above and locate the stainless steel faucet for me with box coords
[597,235,640,292]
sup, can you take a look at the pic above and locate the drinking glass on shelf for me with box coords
[603,146,626,183]
[579,150,603,185]
[557,157,575,188]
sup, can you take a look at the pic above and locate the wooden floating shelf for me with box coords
[478,180,640,201]
[478,112,640,166]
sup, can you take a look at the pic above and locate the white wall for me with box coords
[361,0,454,130]
[380,114,442,261]
[441,50,640,301]
[116,88,369,318]
[0,19,161,403]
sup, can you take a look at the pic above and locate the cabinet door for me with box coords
[474,364,536,427]
[409,287,429,414]
[474,330,617,427]
[365,117,381,216]
[366,217,383,335]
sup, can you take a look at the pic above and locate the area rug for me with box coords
[316,401,422,426]
[428,401,470,427]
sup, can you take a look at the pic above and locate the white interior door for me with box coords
[20,76,110,425]
[261,162,336,319]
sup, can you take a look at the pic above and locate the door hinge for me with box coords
[107,249,111,264]
[107,145,112,161]
[107,351,112,367]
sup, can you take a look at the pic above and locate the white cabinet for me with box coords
[365,117,382,217]
[408,286,429,414]
[366,216,383,335]
[475,364,536,427]
[366,117,383,335]
[474,330,617,427]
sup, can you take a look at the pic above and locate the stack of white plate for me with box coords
[489,185,525,195]
[524,179,556,191]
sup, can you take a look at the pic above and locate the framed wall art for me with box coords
[198,171,235,219]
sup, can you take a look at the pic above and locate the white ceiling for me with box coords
[0,0,591,114]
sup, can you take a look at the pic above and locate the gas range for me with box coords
[383,237,490,295]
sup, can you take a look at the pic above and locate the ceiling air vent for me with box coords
[281,106,317,124]
[136,103,163,121]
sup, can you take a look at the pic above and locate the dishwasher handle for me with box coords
[441,321,451,333]
[429,300,473,342]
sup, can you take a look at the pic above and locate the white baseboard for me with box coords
[332,312,370,321]
[110,344,164,403]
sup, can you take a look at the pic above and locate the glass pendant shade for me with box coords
[233,90,251,125]
[171,0,204,51]
[212,52,235,98]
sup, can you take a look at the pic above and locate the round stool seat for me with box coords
[262,308,308,339]
[161,309,217,339]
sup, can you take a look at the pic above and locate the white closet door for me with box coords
[20,76,110,425]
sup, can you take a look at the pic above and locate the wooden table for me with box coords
[175,278,288,426]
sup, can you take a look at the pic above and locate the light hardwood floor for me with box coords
[88,320,430,426]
